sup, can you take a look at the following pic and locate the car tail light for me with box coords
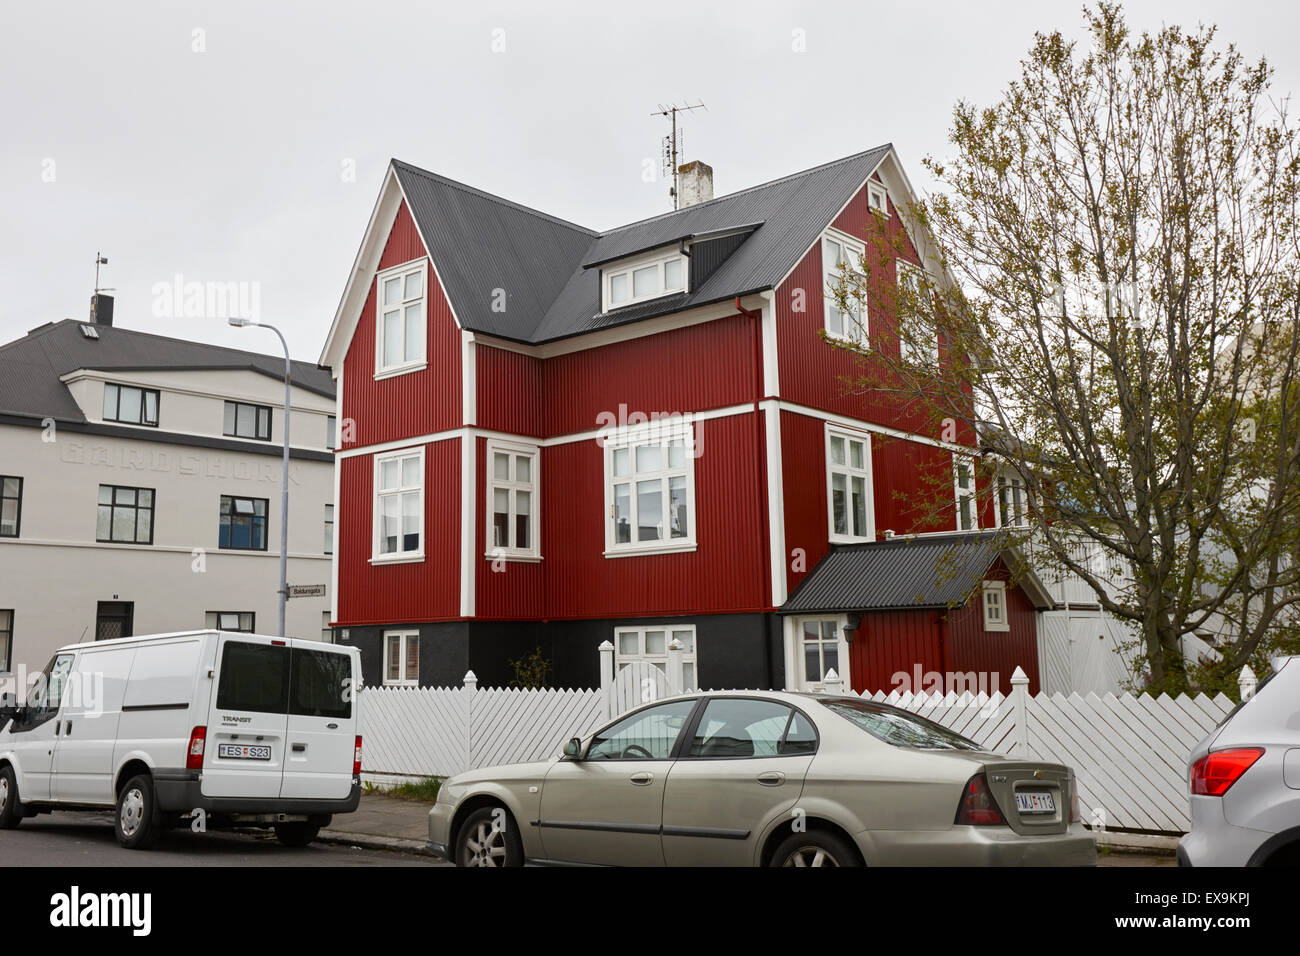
[1069,773,1081,823]
[1190,748,1264,796]
[353,735,363,776]
[186,726,207,770]
[955,773,1006,825]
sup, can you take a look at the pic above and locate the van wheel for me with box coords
[770,829,861,867]
[115,775,161,850]
[0,766,22,829]
[274,822,321,847]
[455,806,524,867]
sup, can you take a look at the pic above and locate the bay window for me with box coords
[826,427,873,542]
[373,447,424,561]
[487,439,539,559]
[604,423,696,556]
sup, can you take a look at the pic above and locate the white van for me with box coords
[0,630,362,849]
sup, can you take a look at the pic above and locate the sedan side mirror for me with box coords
[563,737,583,760]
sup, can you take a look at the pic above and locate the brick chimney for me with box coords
[677,160,713,207]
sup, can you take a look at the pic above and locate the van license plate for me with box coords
[1015,791,1056,814]
[218,744,272,761]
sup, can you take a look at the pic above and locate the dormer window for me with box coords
[602,250,687,311]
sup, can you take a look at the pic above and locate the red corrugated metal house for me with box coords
[317,146,1052,693]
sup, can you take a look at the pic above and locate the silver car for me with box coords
[427,690,1096,866]
[1179,656,1300,867]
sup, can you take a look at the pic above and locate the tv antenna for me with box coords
[94,252,114,294]
[652,101,706,209]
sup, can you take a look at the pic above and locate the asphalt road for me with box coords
[0,811,444,866]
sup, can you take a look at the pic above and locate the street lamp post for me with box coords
[229,318,291,637]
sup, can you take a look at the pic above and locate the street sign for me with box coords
[288,584,327,599]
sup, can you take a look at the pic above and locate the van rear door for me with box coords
[280,643,358,800]
[203,637,289,800]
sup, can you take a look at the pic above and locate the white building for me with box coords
[0,302,337,675]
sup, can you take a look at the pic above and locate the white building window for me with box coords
[602,249,687,311]
[997,473,1028,529]
[822,230,867,342]
[383,630,419,686]
[799,619,847,690]
[982,581,1009,632]
[868,181,888,215]
[954,455,978,532]
[614,625,698,691]
[324,504,334,555]
[321,611,334,644]
[206,611,255,633]
[826,427,873,542]
[373,447,424,561]
[603,422,696,557]
[487,439,540,560]
[375,259,427,377]
[897,262,938,366]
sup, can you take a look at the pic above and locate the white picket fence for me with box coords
[357,654,1247,835]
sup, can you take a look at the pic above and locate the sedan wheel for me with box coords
[454,806,524,867]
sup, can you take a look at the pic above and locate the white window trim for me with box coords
[371,446,425,564]
[897,260,939,366]
[382,629,420,687]
[613,624,699,691]
[374,258,429,379]
[982,581,1010,632]
[602,247,689,313]
[795,616,851,692]
[602,420,698,558]
[868,181,889,216]
[822,227,868,345]
[485,437,541,561]
[994,471,1029,530]
[825,424,875,544]
[953,454,979,532]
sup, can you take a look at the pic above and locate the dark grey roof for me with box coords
[781,532,1051,614]
[0,319,334,424]
[392,145,891,344]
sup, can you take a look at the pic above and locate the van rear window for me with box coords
[216,642,289,714]
[290,648,352,719]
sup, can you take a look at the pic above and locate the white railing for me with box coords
[357,655,1246,835]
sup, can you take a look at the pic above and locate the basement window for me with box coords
[602,249,687,311]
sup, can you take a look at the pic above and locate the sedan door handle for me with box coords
[756,771,785,786]
[629,771,654,786]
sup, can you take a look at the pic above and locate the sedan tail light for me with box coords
[1190,748,1263,796]
[955,773,1006,825]
[353,735,363,776]
[186,726,207,770]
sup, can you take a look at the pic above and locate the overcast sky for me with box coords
[3,0,1298,363]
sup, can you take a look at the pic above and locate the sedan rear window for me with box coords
[822,698,984,751]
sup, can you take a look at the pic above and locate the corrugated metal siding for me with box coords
[541,313,757,437]
[945,559,1041,695]
[477,345,544,437]
[341,201,462,448]
[474,435,545,618]
[541,412,766,618]
[851,610,944,694]
[780,410,830,596]
[871,435,957,535]
[335,438,461,626]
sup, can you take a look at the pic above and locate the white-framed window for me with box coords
[602,249,688,311]
[897,261,939,365]
[954,455,978,532]
[374,259,427,378]
[614,625,699,691]
[799,619,847,690]
[982,581,1009,632]
[383,630,419,686]
[996,472,1029,529]
[487,438,540,560]
[603,421,696,557]
[822,229,867,343]
[324,503,334,555]
[326,415,337,450]
[205,611,255,633]
[372,447,424,562]
[826,426,874,542]
[867,181,889,216]
[321,611,334,644]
